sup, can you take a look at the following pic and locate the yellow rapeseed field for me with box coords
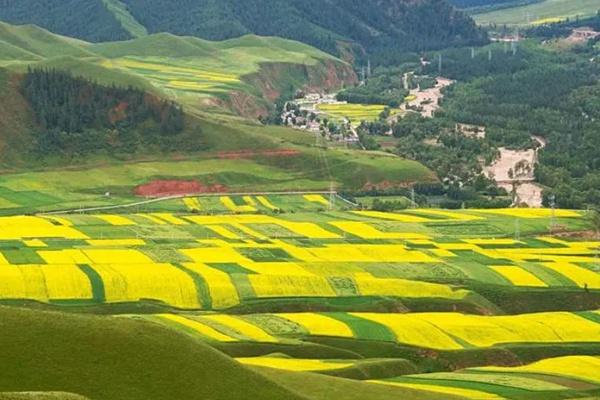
[96,215,136,226]
[206,225,240,239]
[543,262,600,289]
[92,263,200,308]
[276,221,341,239]
[303,194,329,206]
[157,314,237,342]
[151,213,189,225]
[183,263,240,309]
[236,357,353,372]
[0,264,92,301]
[353,211,430,223]
[368,381,503,399]
[411,311,600,348]
[277,313,354,338]
[135,214,168,225]
[352,313,463,350]
[329,221,430,240]
[249,275,336,298]
[201,315,278,343]
[220,196,257,213]
[354,276,468,300]
[256,196,279,211]
[490,266,547,287]
[183,197,202,212]
[0,216,87,240]
[477,356,600,384]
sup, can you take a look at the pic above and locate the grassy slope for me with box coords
[474,0,600,25]
[253,367,467,400]
[101,0,148,38]
[0,306,307,400]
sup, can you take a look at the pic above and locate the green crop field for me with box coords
[474,0,600,26]
[0,199,598,398]
[317,103,403,125]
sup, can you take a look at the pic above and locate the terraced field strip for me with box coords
[236,357,355,372]
[475,356,600,384]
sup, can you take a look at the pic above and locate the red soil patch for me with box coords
[217,149,300,159]
[134,180,228,197]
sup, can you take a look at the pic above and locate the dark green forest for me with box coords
[0,0,488,63]
[22,69,188,158]
[0,0,131,42]
[121,0,488,63]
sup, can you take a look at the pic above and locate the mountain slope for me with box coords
[0,0,488,63]
[121,0,489,62]
[0,0,130,42]
[0,22,356,117]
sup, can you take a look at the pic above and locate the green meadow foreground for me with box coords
[0,196,600,399]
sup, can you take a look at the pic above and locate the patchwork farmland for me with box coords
[1,194,600,398]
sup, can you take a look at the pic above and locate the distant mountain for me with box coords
[0,0,488,64]
[0,0,131,42]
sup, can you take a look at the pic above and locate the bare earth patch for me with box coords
[134,180,228,197]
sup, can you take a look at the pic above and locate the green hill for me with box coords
[0,22,433,198]
[0,23,93,59]
[0,306,466,400]
[0,306,306,400]
[0,0,488,63]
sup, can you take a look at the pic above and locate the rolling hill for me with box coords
[0,306,307,400]
[0,21,434,200]
[0,0,488,63]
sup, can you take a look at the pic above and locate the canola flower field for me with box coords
[1,195,600,399]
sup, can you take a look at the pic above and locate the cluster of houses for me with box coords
[280,93,360,144]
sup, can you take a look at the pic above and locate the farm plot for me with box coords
[316,104,401,124]
[153,309,600,350]
[0,209,595,310]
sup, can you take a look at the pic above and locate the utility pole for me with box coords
[488,49,493,62]
[515,218,521,241]
[411,188,416,209]
[471,47,475,59]
[438,54,442,74]
[367,59,372,78]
